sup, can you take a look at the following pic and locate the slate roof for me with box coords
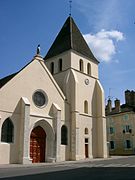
[0,72,17,88]
[44,16,99,63]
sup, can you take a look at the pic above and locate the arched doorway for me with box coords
[30,126,46,163]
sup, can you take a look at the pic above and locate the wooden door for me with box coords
[85,144,89,158]
[30,126,46,163]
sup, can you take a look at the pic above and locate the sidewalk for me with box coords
[0,156,129,169]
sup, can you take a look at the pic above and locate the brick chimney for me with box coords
[125,90,130,105]
[114,99,121,112]
[130,90,135,106]
[125,90,135,106]
[106,98,112,113]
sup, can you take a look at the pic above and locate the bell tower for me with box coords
[44,16,108,160]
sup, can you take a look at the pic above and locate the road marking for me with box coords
[91,163,133,167]
[55,162,135,168]
[92,164,104,167]
[103,164,118,167]
[128,165,135,167]
[103,164,120,167]
[120,164,130,167]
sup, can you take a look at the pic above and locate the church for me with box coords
[0,16,108,164]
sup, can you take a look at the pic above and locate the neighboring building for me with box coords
[106,90,135,155]
[0,16,108,164]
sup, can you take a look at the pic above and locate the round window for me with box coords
[33,90,47,108]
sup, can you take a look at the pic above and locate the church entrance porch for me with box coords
[30,126,46,163]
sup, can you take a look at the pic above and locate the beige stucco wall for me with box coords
[45,51,71,73]
[0,49,108,164]
[45,50,98,92]
[45,50,107,160]
[70,51,99,79]
[0,56,66,164]
[77,114,93,159]
[0,58,65,119]
[0,109,22,164]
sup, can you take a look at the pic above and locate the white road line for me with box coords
[128,165,135,167]
[120,164,130,167]
[93,164,104,167]
[102,164,118,167]
[56,163,135,168]
[93,163,132,167]
[103,164,122,167]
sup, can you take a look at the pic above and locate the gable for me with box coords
[0,57,65,114]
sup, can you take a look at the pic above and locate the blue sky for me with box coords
[0,0,135,105]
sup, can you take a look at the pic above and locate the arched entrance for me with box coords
[30,126,46,163]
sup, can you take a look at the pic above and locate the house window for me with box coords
[50,62,54,74]
[61,125,68,145]
[123,125,132,133]
[126,125,130,132]
[85,128,89,134]
[125,125,131,132]
[110,141,115,149]
[87,63,91,75]
[79,59,84,72]
[1,118,14,143]
[110,127,114,134]
[84,100,88,114]
[59,58,62,72]
[125,140,131,149]
[123,114,129,121]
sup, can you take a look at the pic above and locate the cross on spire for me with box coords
[69,0,72,16]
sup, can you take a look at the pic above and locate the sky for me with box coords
[0,0,135,105]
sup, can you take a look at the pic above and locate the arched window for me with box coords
[87,63,91,75]
[84,100,88,114]
[50,62,54,74]
[79,59,84,72]
[59,58,62,72]
[85,128,89,134]
[61,125,68,145]
[1,118,14,143]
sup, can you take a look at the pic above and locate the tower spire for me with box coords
[69,0,72,16]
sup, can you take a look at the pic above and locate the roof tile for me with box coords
[44,16,99,63]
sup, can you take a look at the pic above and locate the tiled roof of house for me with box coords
[106,104,135,116]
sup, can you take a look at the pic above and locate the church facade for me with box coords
[0,16,108,164]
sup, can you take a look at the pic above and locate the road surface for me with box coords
[0,156,135,180]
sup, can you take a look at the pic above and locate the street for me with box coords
[1,156,135,180]
[1,167,135,180]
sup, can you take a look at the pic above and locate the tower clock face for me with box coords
[85,79,89,85]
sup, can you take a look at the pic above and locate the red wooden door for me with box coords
[30,126,46,163]
[85,144,89,158]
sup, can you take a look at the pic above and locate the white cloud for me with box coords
[83,29,124,62]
